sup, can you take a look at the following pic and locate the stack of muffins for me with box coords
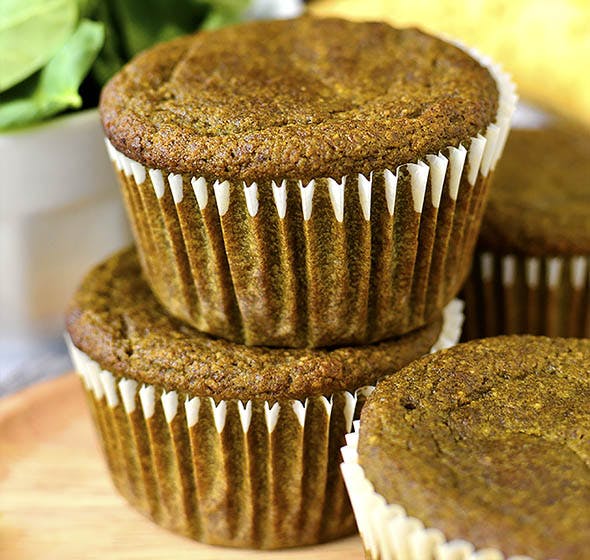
[65,17,517,551]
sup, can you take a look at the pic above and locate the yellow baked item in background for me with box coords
[311,0,590,127]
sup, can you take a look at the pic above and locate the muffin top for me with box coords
[100,17,499,182]
[479,121,590,255]
[66,249,442,400]
[358,336,590,560]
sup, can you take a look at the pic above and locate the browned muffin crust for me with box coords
[66,249,443,400]
[479,121,590,255]
[359,336,590,560]
[100,17,498,182]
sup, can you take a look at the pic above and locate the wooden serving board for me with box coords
[0,374,363,560]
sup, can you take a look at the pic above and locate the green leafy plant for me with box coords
[0,19,104,130]
[0,0,251,131]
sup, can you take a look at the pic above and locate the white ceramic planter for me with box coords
[0,109,132,348]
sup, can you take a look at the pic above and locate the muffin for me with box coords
[65,249,463,549]
[463,115,590,339]
[341,336,590,560]
[100,16,515,348]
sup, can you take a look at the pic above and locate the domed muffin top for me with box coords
[359,335,590,559]
[100,17,498,182]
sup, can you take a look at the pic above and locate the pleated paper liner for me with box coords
[462,252,589,339]
[103,48,516,349]
[65,300,463,550]
[340,422,533,560]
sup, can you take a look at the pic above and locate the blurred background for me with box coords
[1,0,588,396]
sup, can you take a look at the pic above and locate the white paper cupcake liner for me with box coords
[463,252,589,339]
[66,300,463,549]
[340,421,534,560]
[104,45,516,348]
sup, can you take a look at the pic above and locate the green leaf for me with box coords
[0,19,104,131]
[75,0,100,18]
[89,1,126,85]
[104,0,209,58]
[201,0,251,30]
[0,0,79,92]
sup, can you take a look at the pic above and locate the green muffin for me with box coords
[463,117,590,339]
[342,336,590,560]
[66,248,462,549]
[100,16,515,348]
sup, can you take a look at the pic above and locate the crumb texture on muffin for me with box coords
[100,17,498,182]
[359,335,590,560]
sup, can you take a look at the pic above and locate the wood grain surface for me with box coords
[0,373,363,560]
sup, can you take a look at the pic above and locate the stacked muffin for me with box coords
[65,17,515,549]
